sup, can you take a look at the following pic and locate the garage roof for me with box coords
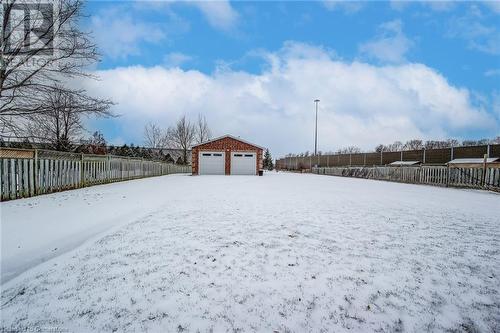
[192,134,264,150]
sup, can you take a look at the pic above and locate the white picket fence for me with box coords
[0,148,191,201]
[312,165,500,191]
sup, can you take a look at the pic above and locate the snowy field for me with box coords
[1,172,499,332]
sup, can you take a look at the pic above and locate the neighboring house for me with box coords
[447,157,500,167]
[192,135,263,175]
[389,161,421,166]
[149,148,192,164]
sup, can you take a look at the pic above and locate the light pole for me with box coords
[314,99,320,156]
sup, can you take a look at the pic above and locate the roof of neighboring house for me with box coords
[192,134,264,150]
[447,157,499,164]
[389,161,421,166]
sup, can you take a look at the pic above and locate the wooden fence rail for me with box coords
[312,165,500,191]
[0,148,191,201]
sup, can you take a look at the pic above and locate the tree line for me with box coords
[0,131,188,164]
[143,114,212,165]
[286,136,500,157]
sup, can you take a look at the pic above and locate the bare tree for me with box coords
[23,85,113,150]
[77,131,107,155]
[424,140,456,149]
[195,114,211,144]
[166,115,195,164]
[143,122,166,148]
[374,144,385,152]
[403,139,423,151]
[385,141,402,152]
[337,146,361,154]
[1,0,101,133]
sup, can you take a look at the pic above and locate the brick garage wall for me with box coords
[192,137,263,175]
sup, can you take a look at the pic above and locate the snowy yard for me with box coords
[1,172,499,332]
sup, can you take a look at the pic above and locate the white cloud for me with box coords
[390,1,458,12]
[483,1,500,14]
[446,5,500,55]
[359,19,414,63]
[90,7,168,59]
[493,91,500,119]
[323,1,364,13]
[163,52,193,68]
[425,1,456,12]
[484,69,500,77]
[80,42,498,156]
[188,0,239,31]
[89,1,239,60]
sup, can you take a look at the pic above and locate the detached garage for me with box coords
[192,135,263,175]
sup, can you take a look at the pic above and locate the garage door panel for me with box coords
[199,152,225,175]
[231,152,256,175]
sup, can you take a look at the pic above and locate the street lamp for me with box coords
[314,99,320,156]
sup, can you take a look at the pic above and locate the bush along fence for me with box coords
[276,144,500,170]
[0,148,191,201]
[311,164,500,191]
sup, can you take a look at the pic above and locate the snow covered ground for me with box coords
[1,172,499,332]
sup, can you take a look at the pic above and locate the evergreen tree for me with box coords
[163,153,175,163]
[263,149,274,170]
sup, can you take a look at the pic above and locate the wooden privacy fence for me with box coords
[0,148,191,201]
[312,165,500,191]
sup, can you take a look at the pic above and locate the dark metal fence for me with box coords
[276,144,499,170]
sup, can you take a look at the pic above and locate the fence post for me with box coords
[450,146,454,161]
[482,154,488,187]
[80,153,85,187]
[400,150,403,161]
[380,150,383,165]
[487,144,490,157]
[423,148,426,164]
[107,155,111,182]
[349,153,352,166]
[34,149,38,195]
[446,164,450,187]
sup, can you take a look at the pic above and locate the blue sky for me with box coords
[80,1,500,156]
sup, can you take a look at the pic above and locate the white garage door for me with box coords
[199,152,225,175]
[231,152,256,175]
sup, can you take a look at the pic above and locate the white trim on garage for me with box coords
[199,151,225,175]
[230,152,257,175]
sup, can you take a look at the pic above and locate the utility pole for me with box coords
[314,99,320,156]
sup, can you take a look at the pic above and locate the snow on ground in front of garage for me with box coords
[1,172,499,332]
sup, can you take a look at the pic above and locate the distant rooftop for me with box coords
[389,161,421,166]
[447,157,499,164]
